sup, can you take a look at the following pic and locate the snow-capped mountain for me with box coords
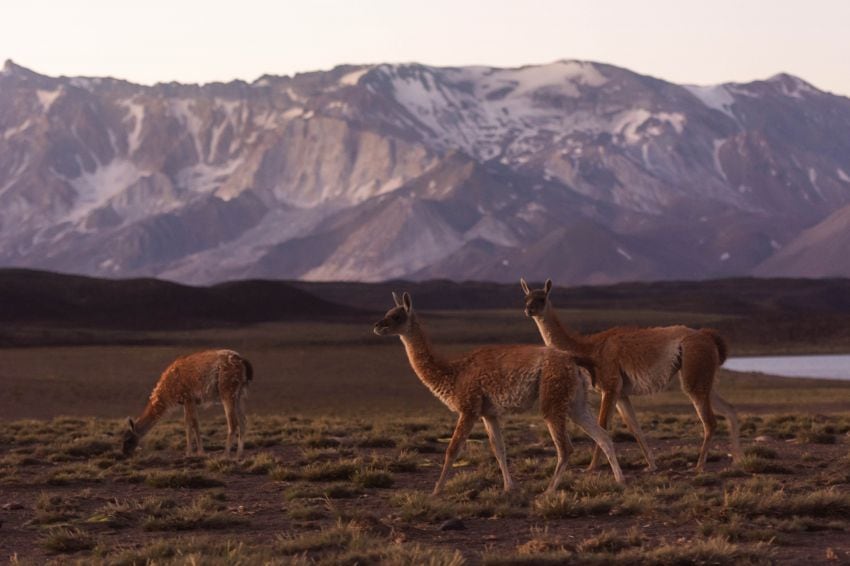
[1,59,849,283]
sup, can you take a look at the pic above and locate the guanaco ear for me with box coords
[391,291,402,307]
[520,278,530,296]
[402,292,413,313]
[127,417,136,432]
[544,279,553,295]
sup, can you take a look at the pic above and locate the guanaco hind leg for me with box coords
[686,392,716,472]
[236,394,248,459]
[680,336,721,471]
[222,399,239,458]
[616,394,657,471]
[711,390,743,462]
[482,415,515,492]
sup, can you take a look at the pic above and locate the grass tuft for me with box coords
[145,471,225,489]
[354,467,394,489]
[745,445,778,459]
[534,491,619,518]
[302,459,360,482]
[577,527,644,553]
[739,455,793,474]
[42,527,95,554]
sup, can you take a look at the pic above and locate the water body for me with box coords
[725,354,850,381]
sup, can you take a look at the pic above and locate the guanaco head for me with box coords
[121,418,140,456]
[373,292,414,336]
[521,277,553,318]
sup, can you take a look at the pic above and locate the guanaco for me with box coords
[373,291,624,495]
[121,350,253,459]
[521,278,743,472]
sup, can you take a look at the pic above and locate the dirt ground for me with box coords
[1,411,848,564]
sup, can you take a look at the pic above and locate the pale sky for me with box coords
[3,0,848,96]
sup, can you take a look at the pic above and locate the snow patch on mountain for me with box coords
[340,68,370,86]
[770,74,819,99]
[349,176,406,202]
[685,84,736,119]
[67,160,143,222]
[281,107,304,120]
[0,156,27,196]
[808,167,825,198]
[36,88,62,112]
[120,100,146,154]
[615,109,686,144]
[178,160,243,195]
[517,201,547,223]
[375,61,614,160]
[169,98,204,160]
[485,60,607,98]
[68,77,102,91]
[3,119,32,140]
[713,139,727,180]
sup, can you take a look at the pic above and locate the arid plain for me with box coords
[1,273,849,564]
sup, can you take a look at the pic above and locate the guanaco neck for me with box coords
[133,398,169,438]
[533,304,591,356]
[399,315,456,402]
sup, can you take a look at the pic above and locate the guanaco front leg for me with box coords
[190,405,204,455]
[482,415,514,492]
[588,390,617,471]
[433,414,476,496]
[687,392,717,472]
[571,401,625,484]
[183,403,197,456]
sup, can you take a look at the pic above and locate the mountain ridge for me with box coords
[2,59,849,283]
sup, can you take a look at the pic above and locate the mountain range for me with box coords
[1,59,849,284]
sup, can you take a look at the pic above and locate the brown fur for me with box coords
[122,349,252,459]
[521,278,743,472]
[374,291,624,495]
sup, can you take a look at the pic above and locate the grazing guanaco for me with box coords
[373,291,624,495]
[520,278,743,472]
[121,350,253,459]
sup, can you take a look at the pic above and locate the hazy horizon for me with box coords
[2,0,849,96]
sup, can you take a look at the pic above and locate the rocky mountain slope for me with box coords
[1,59,849,283]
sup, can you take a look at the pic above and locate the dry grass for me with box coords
[0,411,847,562]
[1,299,849,566]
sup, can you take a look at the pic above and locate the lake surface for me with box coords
[725,354,850,381]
